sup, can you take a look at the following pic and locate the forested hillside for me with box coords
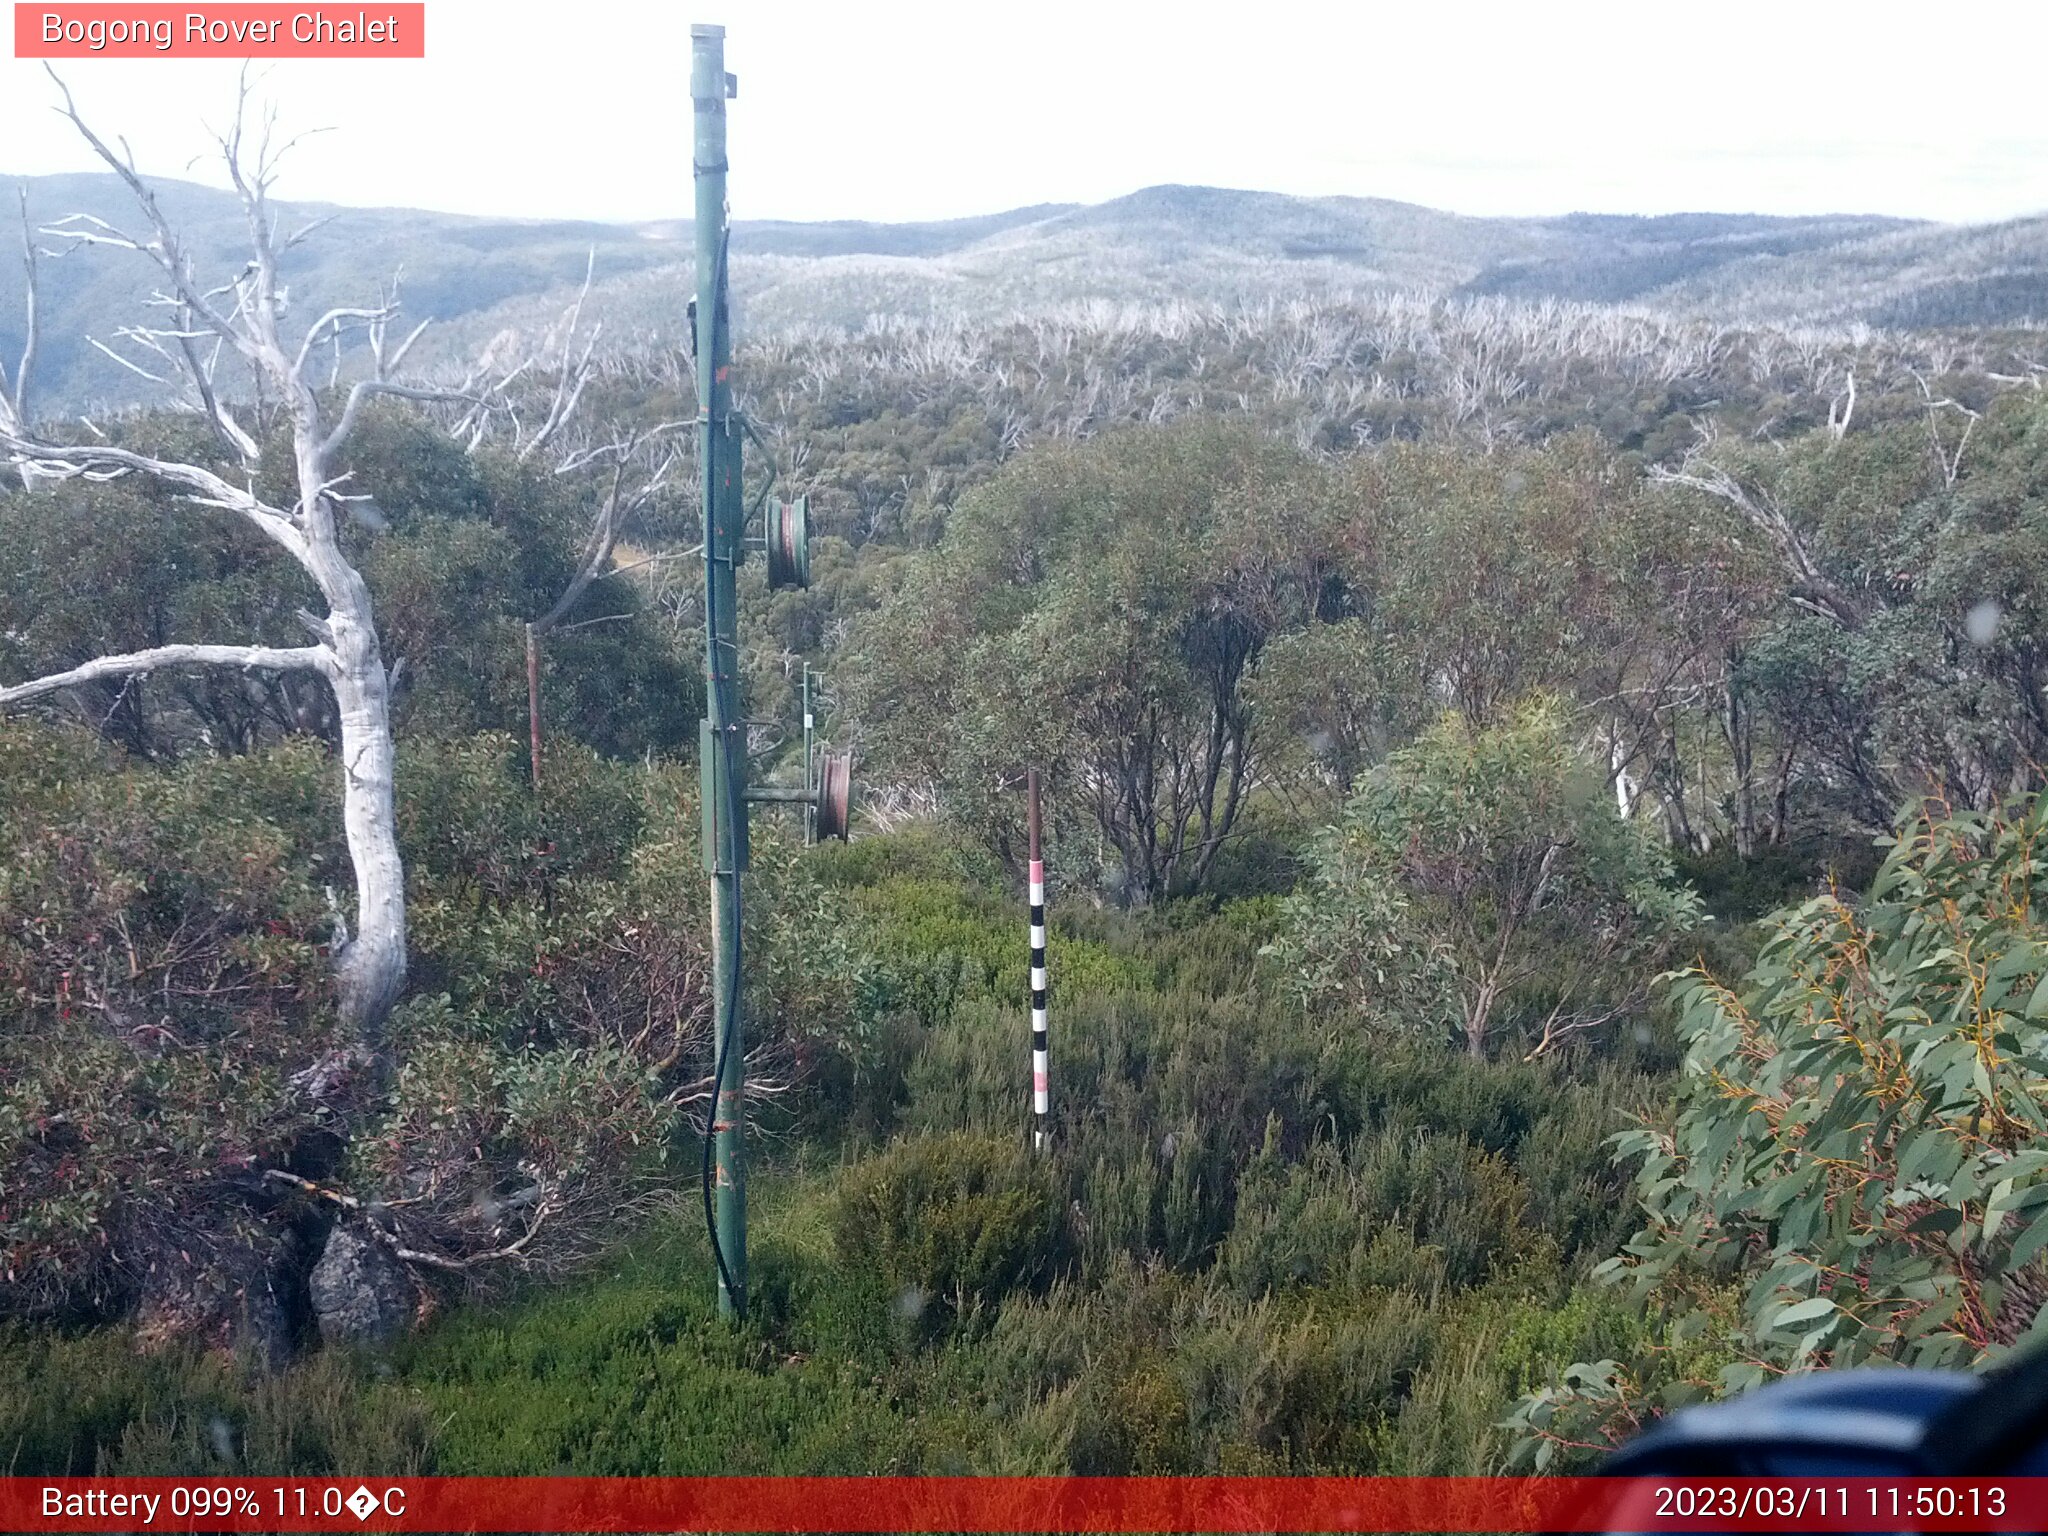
[5,139,2048,1482]
[6,171,2045,412]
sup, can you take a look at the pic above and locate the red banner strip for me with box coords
[5,1477,2048,1533]
[14,5,425,58]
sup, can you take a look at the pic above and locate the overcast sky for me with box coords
[3,0,2045,227]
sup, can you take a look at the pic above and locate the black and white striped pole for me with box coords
[1027,769,1050,1151]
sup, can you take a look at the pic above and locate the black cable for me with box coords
[701,787,743,1313]
[700,228,742,1315]
[700,727,743,1311]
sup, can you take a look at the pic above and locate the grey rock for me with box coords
[308,1224,414,1345]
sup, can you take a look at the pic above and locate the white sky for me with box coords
[2,0,2045,227]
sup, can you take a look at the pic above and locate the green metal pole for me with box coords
[693,21,746,1322]
[802,666,814,846]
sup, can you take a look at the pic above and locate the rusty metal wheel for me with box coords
[815,749,852,841]
[766,495,810,590]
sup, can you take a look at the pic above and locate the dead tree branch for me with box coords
[523,425,684,786]
[0,643,331,706]
[1650,433,1865,630]
[0,184,39,441]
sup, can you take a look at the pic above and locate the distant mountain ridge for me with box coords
[0,172,2041,411]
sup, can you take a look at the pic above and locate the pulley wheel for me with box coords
[767,495,811,590]
[815,750,852,841]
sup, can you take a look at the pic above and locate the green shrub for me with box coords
[833,1134,1060,1314]
[966,1259,1437,1473]
[1086,1354,1190,1472]
[904,987,1323,1275]
[0,722,341,1318]
[1266,699,1700,1058]
[1193,819,1305,902]
[810,825,1005,895]
[398,732,645,902]
[354,1206,922,1475]
[1175,1291,1435,1470]
[1670,839,1840,923]
[1514,792,2048,1466]
[1222,1123,1530,1297]
[0,1326,434,1475]
[848,875,1150,1008]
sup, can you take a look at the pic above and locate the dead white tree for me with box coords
[0,74,469,1044]
[0,186,42,483]
[519,252,602,461]
[1909,366,1982,490]
[443,250,604,463]
[1827,367,1856,444]
[1650,428,1866,632]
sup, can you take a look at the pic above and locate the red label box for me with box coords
[6,1477,2048,1533]
[14,4,425,57]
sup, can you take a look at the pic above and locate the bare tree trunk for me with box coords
[1609,723,1637,819]
[1723,658,1757,859]
[1652,448,1866,632]
[0,74,480,1046]
[0,184,38,465]
[329,591,406,1038]
[1464,984,1493,1059]
[1770,742,1798,845]
[526,623,544,791]
[1657,715,1697,850]
[1464,934,1515,1060]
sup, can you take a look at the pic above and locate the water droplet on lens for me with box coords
[1966,600,2002,645]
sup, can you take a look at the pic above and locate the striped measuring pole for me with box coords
[1027,768,1049,1151]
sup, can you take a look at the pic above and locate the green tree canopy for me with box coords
[851,419,1331,901]
[1267,701,1700,1058]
